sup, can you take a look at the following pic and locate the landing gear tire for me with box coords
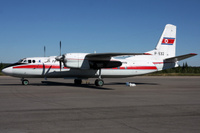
[74,79,82,85]
[22,79,29,85]
[95,79,104,86]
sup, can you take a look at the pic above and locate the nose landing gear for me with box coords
[21,78,29,85]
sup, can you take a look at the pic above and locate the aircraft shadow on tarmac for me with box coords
[41,81,158,86]
[40,81,114,90]
[0,81,113,90]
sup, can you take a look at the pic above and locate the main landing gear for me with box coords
[95,69,104,86]
[21,78,29,85]
[74,69,104,86]
[74,78,104,86]
[95,79,104,86]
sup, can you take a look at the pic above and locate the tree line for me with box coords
[156,63,200,74]
[0,63,10,71]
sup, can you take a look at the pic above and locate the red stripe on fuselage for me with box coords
[126,66,157,70]
[105,66,157,70]
[153,62,176,64]
[153,62,163,64]
[13,65,157,70]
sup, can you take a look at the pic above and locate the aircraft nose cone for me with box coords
[2,67,12,75]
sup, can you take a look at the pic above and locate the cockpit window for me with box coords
[23,60,28,63]
[18,59,23,63]
[18,59,28,63]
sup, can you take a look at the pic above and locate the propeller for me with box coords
[55,41,65,71]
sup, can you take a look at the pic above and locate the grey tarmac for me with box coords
[0,76,200,133]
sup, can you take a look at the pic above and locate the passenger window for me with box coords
[28,60,31,63]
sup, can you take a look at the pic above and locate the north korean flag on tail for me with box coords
[161,38,175,45]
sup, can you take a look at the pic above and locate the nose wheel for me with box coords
[21,79,29,85]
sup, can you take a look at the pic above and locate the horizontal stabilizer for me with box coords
[164,53,197,62]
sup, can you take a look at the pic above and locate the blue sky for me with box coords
[0,0,199,66]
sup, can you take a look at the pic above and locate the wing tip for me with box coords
[190,53,197,55]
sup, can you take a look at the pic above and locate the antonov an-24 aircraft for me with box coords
[2,24,197,86]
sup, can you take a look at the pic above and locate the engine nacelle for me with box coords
[63,53,90,69]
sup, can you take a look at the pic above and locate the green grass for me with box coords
[0,71,5,76]
[0,72,4,76]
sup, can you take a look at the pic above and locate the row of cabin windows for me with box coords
[28,60,36,63]
[19,59,36,63]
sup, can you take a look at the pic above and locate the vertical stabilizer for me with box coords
[148,24,176,58]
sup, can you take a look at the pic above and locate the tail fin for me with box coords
[148,24,176,58]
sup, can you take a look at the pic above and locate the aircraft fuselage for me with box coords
[3,55,164,79]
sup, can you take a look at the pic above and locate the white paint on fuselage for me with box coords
[3,55,167,79]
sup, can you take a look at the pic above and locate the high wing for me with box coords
[86,52,151,59]
[164,53,197,62]
[86,53,150,69]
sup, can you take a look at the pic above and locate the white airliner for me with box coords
[2,24,197,86]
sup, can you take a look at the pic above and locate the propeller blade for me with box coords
[59,61,62,71]
[58,41,62,71]
[44,46,46,57]
[60,41,61,56]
